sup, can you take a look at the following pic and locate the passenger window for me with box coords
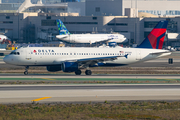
[70,53,72,55]
[64,53,66,55]
[62,53,63,55]
[17,52,20,55]
[67,53,68,55]
[52,53,54,55]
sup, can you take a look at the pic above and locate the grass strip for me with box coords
[0,78,180,84]
[0,101,180,119]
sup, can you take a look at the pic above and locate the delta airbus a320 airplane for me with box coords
[3,21,171,75]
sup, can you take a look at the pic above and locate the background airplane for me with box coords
[3,21,170,75]
[0,34,10,43]
[0,34,11,44]
[56,19,128,44]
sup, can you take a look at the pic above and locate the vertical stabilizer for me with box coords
[56,19,70,35]
[138,21,168,49]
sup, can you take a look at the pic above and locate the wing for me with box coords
[62,55,128,68]
[91,38,113,44]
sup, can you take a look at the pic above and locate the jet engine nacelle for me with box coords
[46,65,62,72]
[108,42,117,47]
[62,62,78,72]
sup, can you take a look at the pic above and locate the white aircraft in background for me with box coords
[0,34,9,43]
[3,21,171,75]
[56,19,128,44]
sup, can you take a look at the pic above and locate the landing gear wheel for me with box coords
[85,70,92,75]
[24,71,28,75]
[24,66,29,75]
[75,69,82,75]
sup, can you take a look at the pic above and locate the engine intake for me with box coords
[62,62,78,72]
[46,65,62,72]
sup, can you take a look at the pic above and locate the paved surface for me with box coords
[0,84,180,104]
[0,74,180,79]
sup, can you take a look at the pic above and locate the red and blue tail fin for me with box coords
[137,21,168,49]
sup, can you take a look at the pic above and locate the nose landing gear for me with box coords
[24,66,29,75]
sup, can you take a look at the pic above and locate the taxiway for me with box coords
[0,84,179,104]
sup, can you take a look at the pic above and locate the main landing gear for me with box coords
[85,70,92,75]
[24,66,29,75]
[75,69,82,75]
[74,69,92,75]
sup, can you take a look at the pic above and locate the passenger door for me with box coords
[26,49,31,60]
[136,50,141,60]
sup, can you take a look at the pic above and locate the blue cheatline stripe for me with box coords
[89,63,127,67]
[77,56,120,62]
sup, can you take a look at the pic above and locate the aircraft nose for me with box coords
[3,55,11,64]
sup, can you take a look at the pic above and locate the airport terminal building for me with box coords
[0,0,180,47]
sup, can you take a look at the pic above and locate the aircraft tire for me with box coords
[24,71,28,75]
[85,70,92,75]
[75,69,81,75]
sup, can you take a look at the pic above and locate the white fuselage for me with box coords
[56,34,128,43]
[0,35,8,43]
[3,47,171,67]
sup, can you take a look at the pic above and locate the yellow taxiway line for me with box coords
[31,97,52,102]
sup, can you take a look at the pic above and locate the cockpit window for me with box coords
[10,52,20,55]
